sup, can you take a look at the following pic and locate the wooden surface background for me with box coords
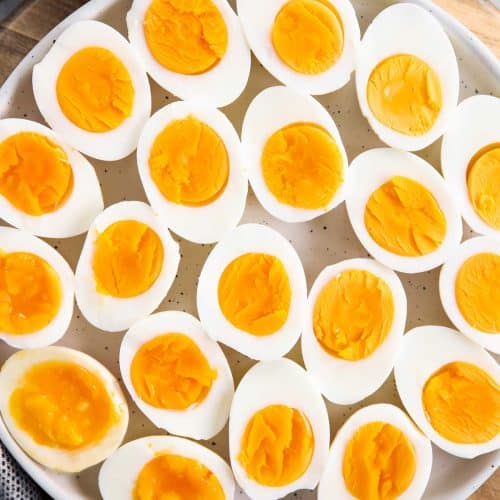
[0,0,498,499]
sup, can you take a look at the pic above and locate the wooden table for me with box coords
[0,0,498,499]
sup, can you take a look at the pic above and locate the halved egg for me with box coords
[197,223,307,360]
[229,358,330,500]
[137,101,247,243]
[32,20,151,161]
[75,201,180,332]
[346,148,462,273]
[395,325,500,458]
[119,310,234,439]
[126,0,250,107]
[0,346,128,472]
[356,3,459,151]
[302,258,407,404]
[241,86,347,223]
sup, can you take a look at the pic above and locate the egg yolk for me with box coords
[148,115,229,206]
[367,54,442,136]
[422,361,500,444]
[9,360,116,450]
[342,422,416,500]
[467,143,500,229]
[364,176,447,257]
[218,253,291,336]
[130,333,217,410]
[238,405,314,487]
[0,252,61,335]
[261,122,343,209]
[134,453,224,500]
[271,0,344,75]
[313,269,394,361]
[144,0,228,75]
[92,220,164,298]
[56,47,134,132]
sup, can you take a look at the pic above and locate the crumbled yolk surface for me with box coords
[149,115,229,206]
[364,176,447,257]
[144,0,228,75]
[261,122,343,209]
[56,47,134,132]
[238,405,314,486]
[218,253,291,336]
[313,269,394,361]
[342,421,416,500]
[130,333,217,410]
[92,220,164,298]
[467,143,500,229]
[9,361,116,450]
[422,362,500,444]
[134,453,224,500]
[272,0,344,75]
[0,252,61,335]
[367,54,442,136]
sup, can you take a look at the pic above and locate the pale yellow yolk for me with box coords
[56,47,134,132]
[364,176,447,257]
[272,0,344,75]
[92,220,164,298]
[238,405,314,487]
[0,252,62,335]
[9,361,116,450]
[218,253,291,336]
[367,54,442,136]
[261,122,343,209]
[144,0,228,75]
[342,422,416,500]
[148,115,229,206]
[313,269,394,361]
[422,361,500,444]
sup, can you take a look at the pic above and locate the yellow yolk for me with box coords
[92,220,164,298]
[144,0,228,75]
[148,116,229,206]
[56,47,134,132]
[364,176,447,257]
[367,54,442,136]
[218,253,291,336]
[467,143,500,229]
[130,333,217,410]
[238,405,314,486]
[271,0,344,75]
[9,360,116,450]
[134,453,224,500]
[261,122,343,209]
[313,269,394,361]
[422,361,500,444]
[342,422,416,500]
[0,252,62,335]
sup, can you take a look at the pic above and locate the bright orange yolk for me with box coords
[238,405,314,487]
[364,176,447,257]
[92,220,164,298]
[218,253,292,336]
[342,422,416,500]
[9,360,116,450]
[261,122,343,209]
[422,361,500,444]
[56,47,134,132]
[313,269,394,361]
[0,252,61,335]
[134,453,224,500]
[144,0,228,75]
[148,115,229,206]
[367,54,442,136]
[272,0,344,75]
